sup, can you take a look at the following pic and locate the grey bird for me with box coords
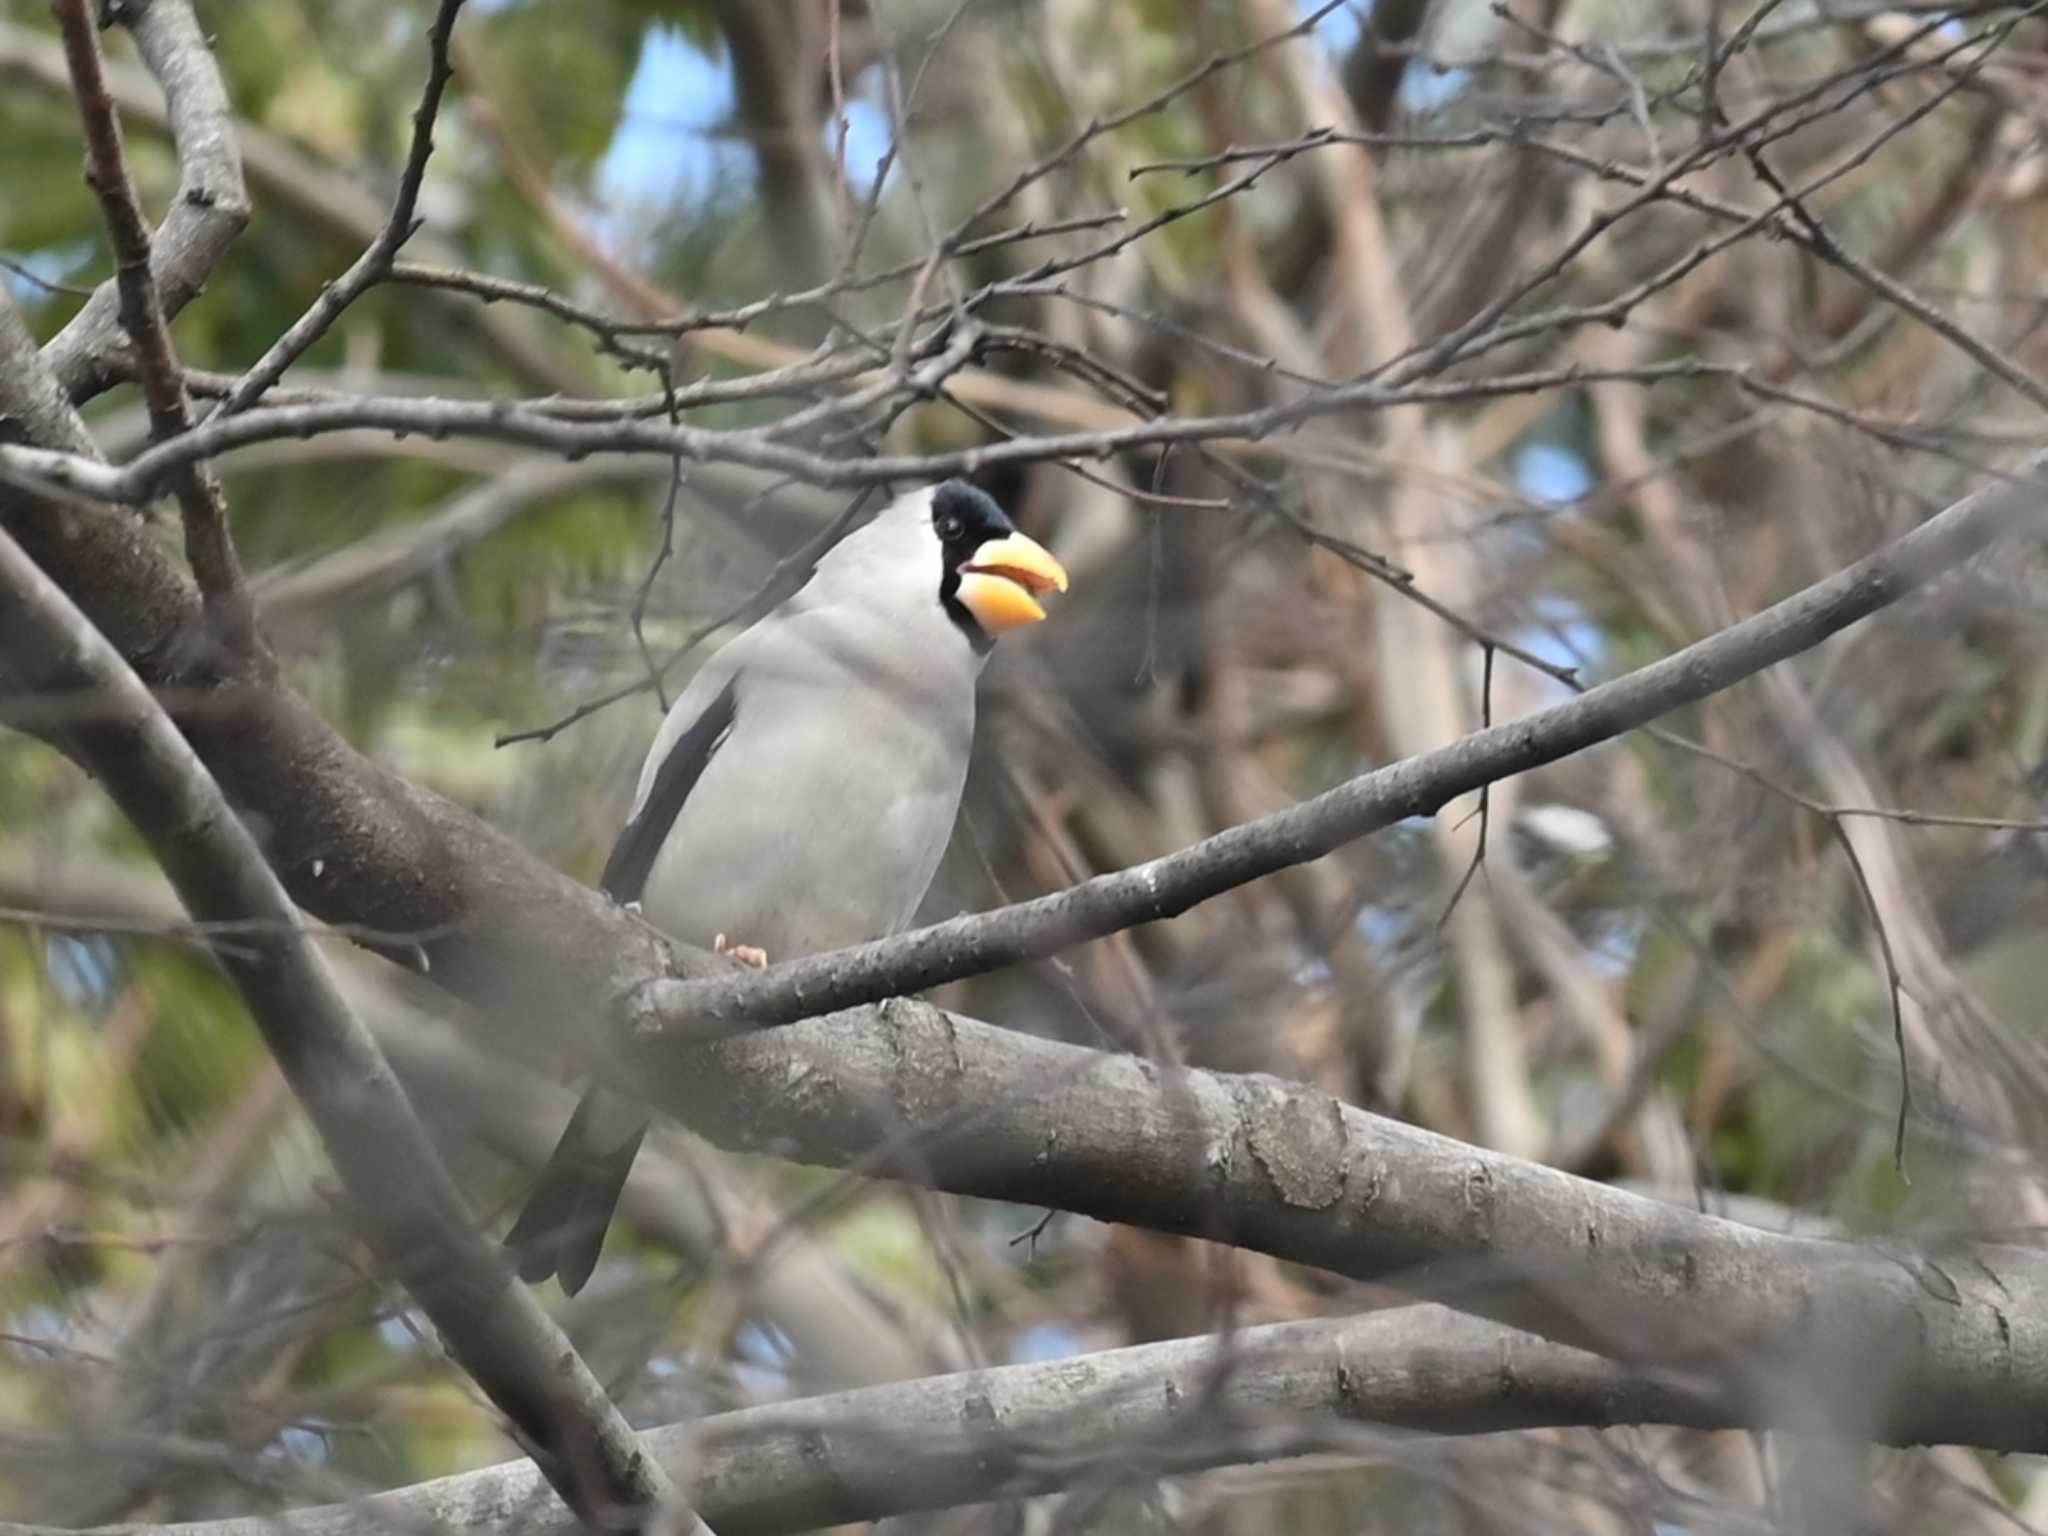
[507,479,1069,1294]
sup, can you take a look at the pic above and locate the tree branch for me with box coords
[36,0,249,402]
[0,290,96,457]
[644,995,2048,1454]
[52,0,261,664]
[210,0,466,417]
[0,355,1752,504]
[0,1306,1756,1536]
[0,530,700,1534]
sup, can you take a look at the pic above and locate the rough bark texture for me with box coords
[0,1307,1755,1536]
[648,996,2048,1455]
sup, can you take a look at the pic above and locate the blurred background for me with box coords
[7,0,2048,1530]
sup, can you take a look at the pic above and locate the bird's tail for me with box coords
[505,1088,647,1297]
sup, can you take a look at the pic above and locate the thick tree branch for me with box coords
[0,294,96,457]
[644,996,2048,1454]
[0,1307,1751,1536]
[52,0,261,664]
[0,532,700,1535]
[37,0,249,402]
[15,1286,2048,1536]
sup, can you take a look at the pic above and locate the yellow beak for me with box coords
[955,532,1069,634]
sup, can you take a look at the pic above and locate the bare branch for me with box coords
[37,0,249,402]
[11,1299,2019,1536]
[211,0,465,416]
[643,994,2048,1454]
[0,356,1747,504]
[6,13,585,398]
[51,0,261,664]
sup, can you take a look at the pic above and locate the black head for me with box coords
[902,479,1068,652]
[933,480,1021,652]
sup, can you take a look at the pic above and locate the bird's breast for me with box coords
[636,672,972,958]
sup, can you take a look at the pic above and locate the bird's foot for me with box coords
[714,933,770,968]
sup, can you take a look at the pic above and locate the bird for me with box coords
[506,479,1069,1294]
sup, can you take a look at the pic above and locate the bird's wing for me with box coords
[598,673,740,902]
[510,671,739,1295]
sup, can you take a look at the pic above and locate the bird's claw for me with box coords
[714,933,770,968]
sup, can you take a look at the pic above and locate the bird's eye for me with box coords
[937,515,963,540]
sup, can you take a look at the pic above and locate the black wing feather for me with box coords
[506,675,740,1292]
[599,675,740,902]
[503,1094,647,1294]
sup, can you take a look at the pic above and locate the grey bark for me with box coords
[645,994,2048,1456]
[0,1306,1749,1536]
[37,0,250,401]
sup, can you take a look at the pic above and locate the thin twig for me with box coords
[1436,644,1496,933]
[1832,819,1914,1173]
[0,356,1746,505]
[0,252,94,297]
[210,0,467,416]
[51,0,263,666]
